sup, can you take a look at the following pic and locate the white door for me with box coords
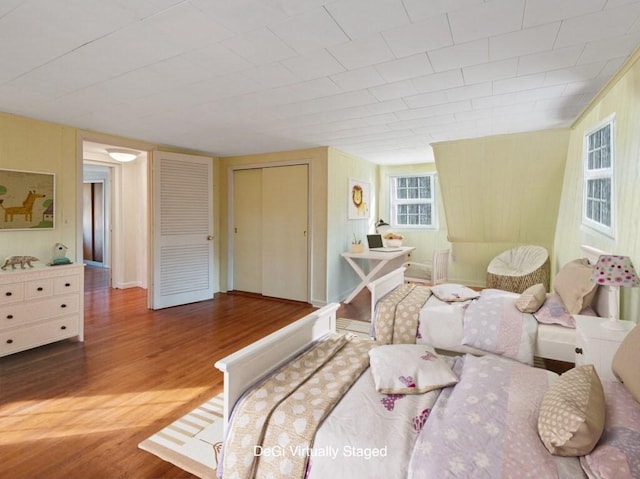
[232,169,263,294]
[151,151,214,309]
[262,165,308,301]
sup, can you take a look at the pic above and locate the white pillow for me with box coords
[368,344,459,394]
[431,283,480,302]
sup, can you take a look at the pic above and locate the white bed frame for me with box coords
[365,245,617,362]
[214,303,339,434]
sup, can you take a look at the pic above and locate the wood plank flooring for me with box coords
[0,267,316,479]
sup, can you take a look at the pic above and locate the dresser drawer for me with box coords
[53,274,81,295]
[0,294,80,329]
[0,282,24,305]
[24,278,54,300]
[0,316,80,356]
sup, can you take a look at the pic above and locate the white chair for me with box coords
[403,248,450,285]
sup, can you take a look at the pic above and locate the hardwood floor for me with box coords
[0,267,316,479]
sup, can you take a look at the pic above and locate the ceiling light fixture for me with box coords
[106,148,138,162]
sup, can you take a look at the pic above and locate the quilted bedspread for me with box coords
[409,354,585,479]
[461,289,538,365]
[374,283,432,344]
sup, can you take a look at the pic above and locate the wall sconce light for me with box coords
[106,148,138,162]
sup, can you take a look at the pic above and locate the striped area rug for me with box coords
[336,317,371,339]
[138,394,224,479]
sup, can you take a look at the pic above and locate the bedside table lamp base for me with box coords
[601,317,632,331]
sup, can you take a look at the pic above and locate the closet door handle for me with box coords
[575,347,583,355]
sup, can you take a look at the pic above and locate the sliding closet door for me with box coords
[232,164,309,302]
[262,165,308,301]
[232,169,263,294]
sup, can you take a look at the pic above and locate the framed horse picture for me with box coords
[0,169,55,230]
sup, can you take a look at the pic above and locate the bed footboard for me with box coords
[366,267,405,321]
[214,303,339,435]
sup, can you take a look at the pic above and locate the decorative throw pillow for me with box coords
[554,258,598,314]
[533,293,575,328]
[538,365,606,456]
[430,284,480,302]
[368,344,459,394]
[612,324,640,403]
[516,283,546,313]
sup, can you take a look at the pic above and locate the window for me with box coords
[390,175,436,228]
[583,117,614,236]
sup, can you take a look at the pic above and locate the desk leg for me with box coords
[343,257,390,303]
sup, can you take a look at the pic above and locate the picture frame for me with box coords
[0,168,55,230]
[348,178,370,220]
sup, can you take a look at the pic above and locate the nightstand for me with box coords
[574,315,634,381]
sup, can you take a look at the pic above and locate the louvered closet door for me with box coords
[151,151,214,309]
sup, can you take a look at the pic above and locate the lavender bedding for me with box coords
[221,336,636,479]
[375,286,539,364]
[461,289,537,365]
[409,354,587,479]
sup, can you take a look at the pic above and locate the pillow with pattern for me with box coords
[533,293,575,328]
[430,284,480,302]
[368,344,459,394]
[516,283,546,313]
[538,365,605,456]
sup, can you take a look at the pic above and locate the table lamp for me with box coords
[592,254,640,330]
[376,219,391,235]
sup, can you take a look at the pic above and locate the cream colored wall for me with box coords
[327,148,378,303]
[554,50,640,322]
[377,163,456,277]
[433,129,570,286]
[219,148,328,305]
[0,112,78,264]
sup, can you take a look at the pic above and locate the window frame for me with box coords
[389,174,437,230]
[582,114,615,238]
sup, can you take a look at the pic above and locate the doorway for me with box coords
[81,140,148,291]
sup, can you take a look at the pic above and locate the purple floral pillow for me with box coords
[533,293,575,328]
[368,344,459,394]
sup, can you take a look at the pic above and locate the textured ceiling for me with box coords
[2,0,640,164]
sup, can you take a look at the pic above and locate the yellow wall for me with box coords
[327,148,378,303]
[555,49,640,321]
[376,163,456,278]
[219,149,329,305]
[0,112,78,264]
[432,129,570,286]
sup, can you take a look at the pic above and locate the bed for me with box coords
[214,302,640,479]
[366,245,615,363]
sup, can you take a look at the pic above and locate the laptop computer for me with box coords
[366,234,402,252]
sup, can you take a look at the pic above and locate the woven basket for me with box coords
[486,246,550,293]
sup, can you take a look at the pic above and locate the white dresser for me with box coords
[0,264,84,357]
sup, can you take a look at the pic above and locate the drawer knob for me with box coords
[6,339,13,344]
[37,287,44,291]
[6,314,13,319]
[60,325,67,330]
[65,283,71,287]
[5,292,12,296]
[61,304,67,308]
[575,347,583,355]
